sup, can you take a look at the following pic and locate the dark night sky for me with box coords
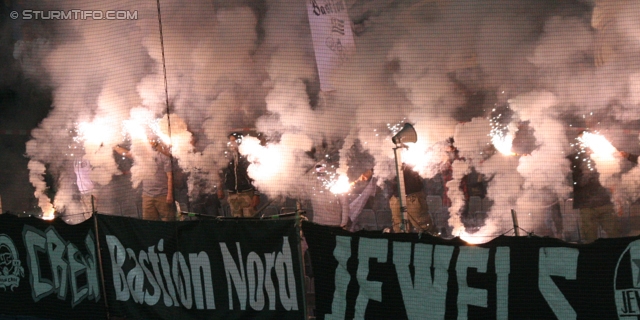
[0,1,52,213]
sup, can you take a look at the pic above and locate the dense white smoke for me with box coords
[27,160,53,219]
[11,0,640,240]
[16,1,265,218]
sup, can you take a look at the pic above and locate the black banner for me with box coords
[97,215,305,320]
[0,214,105,320]
[302,221,640,320]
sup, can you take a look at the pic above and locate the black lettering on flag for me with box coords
[331,18,345,35]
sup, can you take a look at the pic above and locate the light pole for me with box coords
[392,123,417,233]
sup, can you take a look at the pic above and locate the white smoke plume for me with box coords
[17,1,266,219]
[446,160,471,236]
[27,160,54,219]
[240,134,315,199]
[10,0,640,241]
[509,91,573,234]
[475,155,524,241]
[449,118,492,237]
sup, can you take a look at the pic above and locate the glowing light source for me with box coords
[489,112,514,156]
[77,121,108,144]
[240,137,283,181]
[401,143,433,174]
[148,118,172,146]
[122,118,170,145]
[313,163,349,194]
[459,230,494,244]
[491,135,514,156]
[122,118,148,141]
[329,175,351,194]
[41,208,55,221]
[577,132,616,161]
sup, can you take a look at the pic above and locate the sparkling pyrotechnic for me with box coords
[577,132,617,161]
[148,118,172,146]
[122,118,148,141]
[75,119,118,145]
[386,119,435,173]
[401,142,434,174]
[489,111,515,156]
[313,162,352,195]
[125,118,171,144]
[491,134,514,156]
[329,175,351,194]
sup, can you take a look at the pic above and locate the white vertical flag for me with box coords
[306,0,356,92]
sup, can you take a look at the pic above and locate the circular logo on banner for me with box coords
[614,239,640,318]
[0,234,24,291]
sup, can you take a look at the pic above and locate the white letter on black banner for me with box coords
[66,243,88,306]
[220,242,247,310]
[139,251,161,306]
[24,228,54,301]
[275,236,298,310]
[126,248,145,304]
[247,252,265,310]
[106,235,130,301]
[539,247,578,320]
[495,247,510,320]
[393,242,453,319]
[456,246,489,319]
[84,233,101,302]
[46,228,69,300]
[189,252,215,310]
[172,252,193,309]
[264,252,277,310]
[326,236,351,320]
[354,238,388,319]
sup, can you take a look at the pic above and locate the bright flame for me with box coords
[401,142,428,167]
[491,134,515,156]
[148,118,172,146]
[459,230,494,244]
[76,119,117,145]
[122,109,173,144]
[578,132,617,161]
[489,109,515,156]
[329,175,351,194]
[240,137,283,181]
[122,118,148,141]
[41,207,55,220]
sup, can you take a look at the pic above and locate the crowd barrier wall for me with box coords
[0,214,305,320]
[3,213,640,319]
[302,221,640,320]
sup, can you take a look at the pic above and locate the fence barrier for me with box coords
[3,213,640,319]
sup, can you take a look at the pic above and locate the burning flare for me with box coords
[459,230,494,244]
[76,119,118,146]
[329,175,351,194]
[401,142,434,173]
[491,134,515,156]
[489,118,515,156]
[41,208,55,220]
[240,136,283,181]
[578,132,617,161]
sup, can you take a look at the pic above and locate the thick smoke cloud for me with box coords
[15,0,266,220]
[9,0,640,240]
